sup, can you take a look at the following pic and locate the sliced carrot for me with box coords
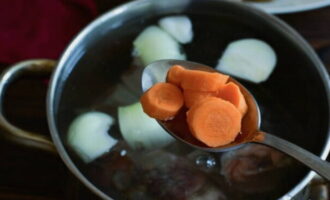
[167,65,186,86]
[183,90,218,108]
[180,69,229,91]
[218,82,248,115]
[187,97,241,147]
[140,82,184,120]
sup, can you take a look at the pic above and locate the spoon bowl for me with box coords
[142,59,260,152]
[142,59,330,180]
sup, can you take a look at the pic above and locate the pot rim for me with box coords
[47,0,330,199]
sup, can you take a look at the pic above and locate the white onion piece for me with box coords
[216,39,277,83]
[159,15,193,44]
[133,26,186,65]
[67,112,116,163]
[118,102,174,150]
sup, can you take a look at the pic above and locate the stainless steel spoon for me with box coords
[141,59,330,181]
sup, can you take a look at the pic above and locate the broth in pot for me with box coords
[53,1,329,199]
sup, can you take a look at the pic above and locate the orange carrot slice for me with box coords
[187,97,241,147]
[167,65,186,86]
[180,69,229,91]
[140,82,184,120]
[218,82,248,115]
[183,90,218,108]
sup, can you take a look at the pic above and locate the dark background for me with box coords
[0,2,329,200]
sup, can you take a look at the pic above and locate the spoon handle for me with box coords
[256,132,330,181]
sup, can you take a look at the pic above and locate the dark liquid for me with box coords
[55,8,329,200]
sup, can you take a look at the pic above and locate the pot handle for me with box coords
[0,59,57,153]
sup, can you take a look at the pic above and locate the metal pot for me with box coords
[0,0,329,199]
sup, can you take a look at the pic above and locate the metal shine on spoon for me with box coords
[141,59,330,181]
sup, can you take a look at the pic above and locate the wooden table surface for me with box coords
[0,3,330,200]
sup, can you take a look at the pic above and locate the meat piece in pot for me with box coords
[190,185,228,200]
[87,148,227,200]
[221,144,293,194]
[136,151,206,200]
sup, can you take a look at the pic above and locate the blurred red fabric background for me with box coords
[0,0,98,64]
